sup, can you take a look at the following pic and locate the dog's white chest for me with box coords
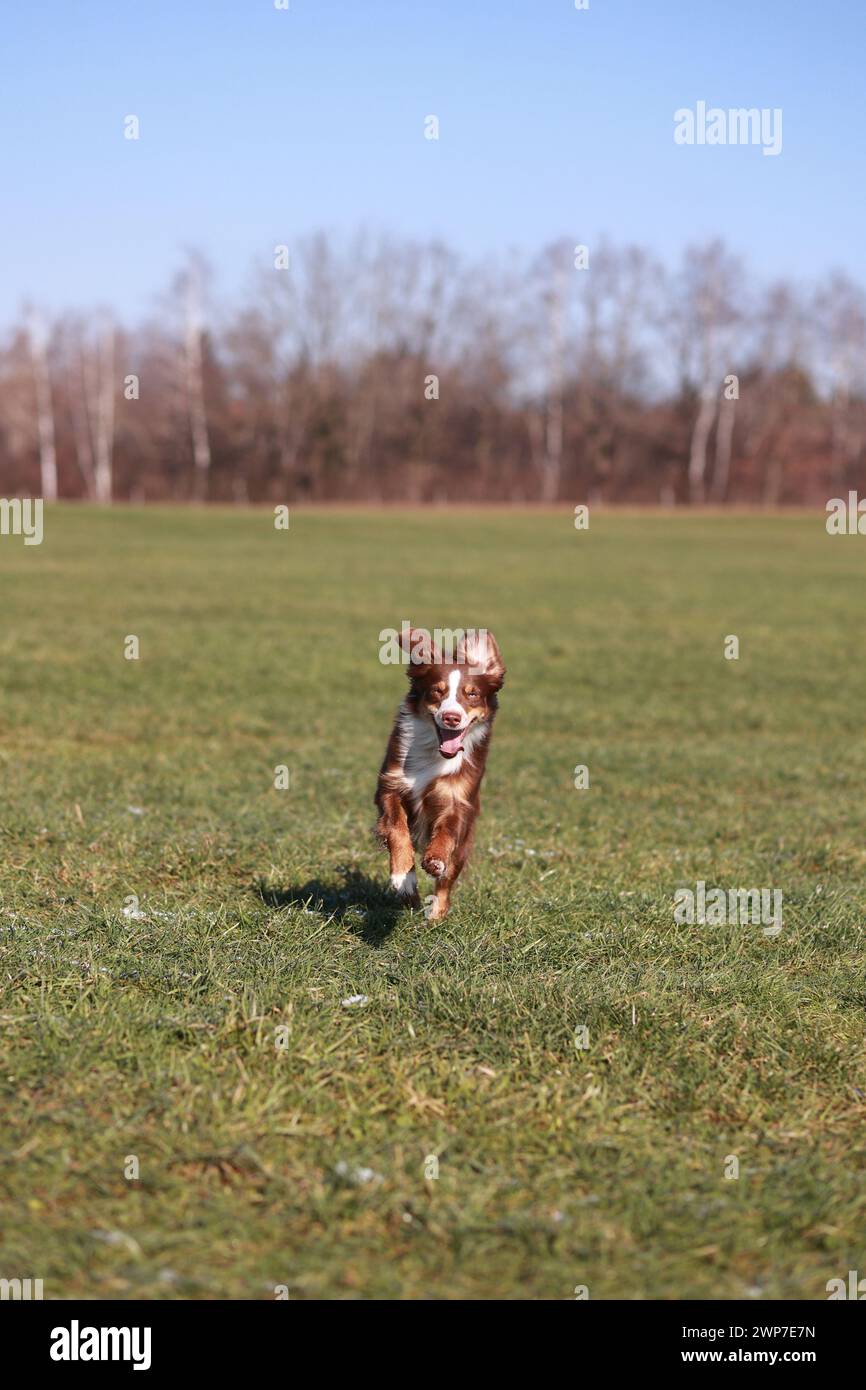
[399,711,464,798]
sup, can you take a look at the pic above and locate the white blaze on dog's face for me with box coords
[400,628,505,761]
[425,667,484,758]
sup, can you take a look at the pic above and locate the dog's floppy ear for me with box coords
[400,625,442,674]
[457,628,505,690]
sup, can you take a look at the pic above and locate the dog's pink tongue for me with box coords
[439,732,464,757]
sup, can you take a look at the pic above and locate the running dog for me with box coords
[375,626,505,921]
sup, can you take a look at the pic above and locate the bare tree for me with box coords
[711,396,736,502]
[57,313,116,501]
[814,272,866,491]
[542,260,566,503]
[62,316,97,498]
[26,307,58,500]
[675,241,744,503]
[181,253,212,501]
[88,312,116,503]
[737,283,811,505]
[99,316,115,501]
[526,241,572,503]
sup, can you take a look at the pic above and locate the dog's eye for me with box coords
[464,688,479,700]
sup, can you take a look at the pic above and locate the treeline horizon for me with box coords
[1,232,865,506]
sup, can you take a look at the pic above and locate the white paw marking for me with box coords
[423,894,440,921]
[391,868,417,898]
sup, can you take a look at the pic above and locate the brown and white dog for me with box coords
[375,627,505,921]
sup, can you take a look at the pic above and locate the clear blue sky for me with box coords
[1,0,863,322]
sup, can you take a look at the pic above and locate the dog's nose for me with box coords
[440,710,463,728]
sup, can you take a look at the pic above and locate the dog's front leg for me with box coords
[421,811,470,921]
[376,789,420,906]
[421,816,458,881]
[422,836,472,922]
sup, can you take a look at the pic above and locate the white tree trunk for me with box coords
[185,264,212,501]
[541,266,565,503]
[688,387,717,504]
[78,319,115,503]
[28,309,58,501]
[711,398,736,502]
[66,339,97,499]
[94,317,115,503]
[85,318,115,503]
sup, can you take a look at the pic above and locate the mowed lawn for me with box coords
[2,505,866,1301]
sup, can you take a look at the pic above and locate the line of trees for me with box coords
[1,234,864,505]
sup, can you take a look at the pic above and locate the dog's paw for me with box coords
[421,854,446,879]
[423,894,444,922]
[391,868,418,900]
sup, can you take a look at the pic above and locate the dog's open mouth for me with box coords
[436,724,468,759]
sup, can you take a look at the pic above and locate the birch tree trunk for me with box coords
[66,335,97,499]
[28,309,58,500]
[540,264,565,503]
[94,317,115,503]
[688,386,717,504]
[711,398,736,502]
[185,261,212,501]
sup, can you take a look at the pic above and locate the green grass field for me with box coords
[2,505,866,1300]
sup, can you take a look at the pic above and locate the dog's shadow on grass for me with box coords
[256,868,407,945]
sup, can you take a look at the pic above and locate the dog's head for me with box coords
[401,627,505,759]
